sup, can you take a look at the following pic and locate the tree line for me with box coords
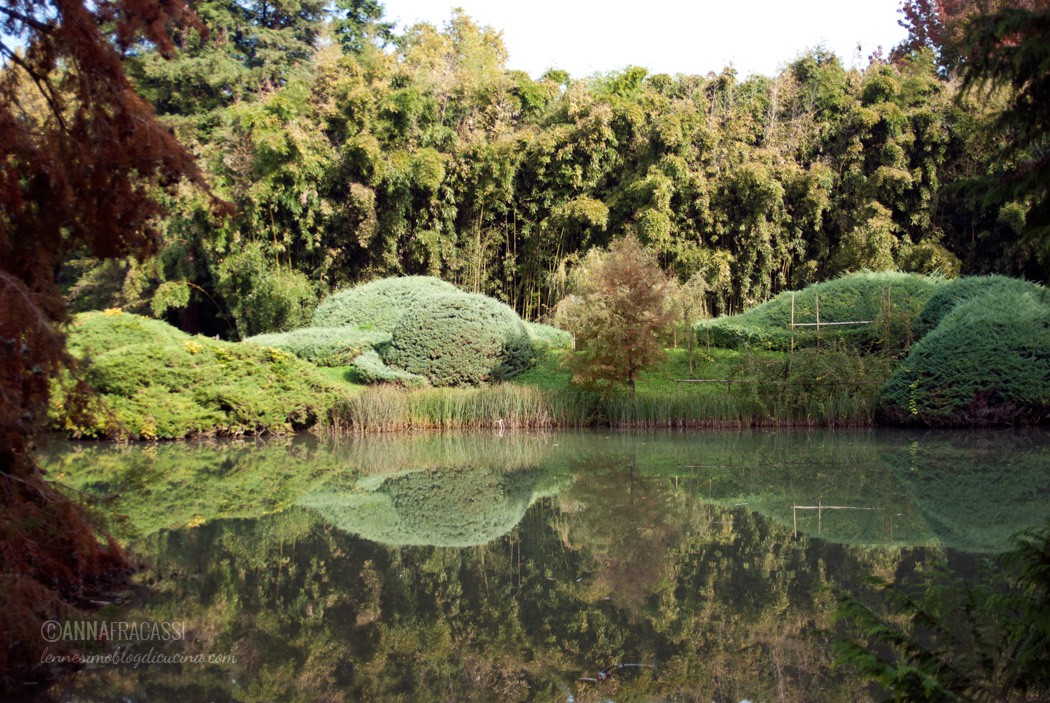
[48,1,1048,339]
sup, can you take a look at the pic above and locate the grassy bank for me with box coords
[321,346,894,432]
[55,273,1046,439]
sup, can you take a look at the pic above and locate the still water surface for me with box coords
[36,428,1050,701]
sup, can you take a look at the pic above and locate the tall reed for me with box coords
[329,378,881,433]
[332,383,596,432]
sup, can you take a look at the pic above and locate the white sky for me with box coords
[381,0,910,79]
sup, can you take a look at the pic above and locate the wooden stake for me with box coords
[815,293,821,351]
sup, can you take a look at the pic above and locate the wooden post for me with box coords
[887,286,892,348]
[815,293,821,351]
[793,505,797,538]
[790,292,795,353]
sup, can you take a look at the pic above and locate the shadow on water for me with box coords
[30,427,1050,701]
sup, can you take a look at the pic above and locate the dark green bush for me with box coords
[311,276,458,331]
[216,244,318,338]
[912,275,1044,339]
[246,326,391,366]
[879,284,1050,426]
[384,293,533,386]
[698,272,945,350]
[58,312,339,438]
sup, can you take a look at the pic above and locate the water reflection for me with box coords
[300,467,564,547]
[33,428,1050,701]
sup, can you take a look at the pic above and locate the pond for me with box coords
[33,428,1050,702]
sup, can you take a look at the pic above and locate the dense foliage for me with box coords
[698,271,945,350]
[57,312,339,439]
[879,276,1050,425]
[45,2,1048,341]
[384,292,533,386]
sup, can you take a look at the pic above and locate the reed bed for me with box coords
[329,379,881,433]
[331,383,595,432]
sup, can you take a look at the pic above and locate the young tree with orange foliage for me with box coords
[0,0,216,689]
[556,236,676,399]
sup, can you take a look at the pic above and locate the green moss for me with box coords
[384,293,534,386]
[311,276,459,331]
[698,272,945,351]
[57,312,342,439]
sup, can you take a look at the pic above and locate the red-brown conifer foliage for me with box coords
[0,0,213,690]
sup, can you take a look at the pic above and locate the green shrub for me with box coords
[350,349,427,387]
[698,272,945,350]
[57,312,340,439]
[912,275,1044,340]
[246,326,391,366]
[383,293,534,386]
[525,321,572,349]
[311,276,459,331]
[216,244,318,338]
[879,284,1050,426]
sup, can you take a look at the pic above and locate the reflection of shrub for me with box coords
[350,349,427,387]
[246,326,391,366]
[882,434,1050,552]
[383,468,536,545]
[384,293,533,386]
[699,272,943,350]
[300,467,542,546]
[879,283,1050,426]
[311,276,458,331]
[58,312,337,438]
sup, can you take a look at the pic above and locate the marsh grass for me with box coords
[332,383,595,432]
[330,346,887,431]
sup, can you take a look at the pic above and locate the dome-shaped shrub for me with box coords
[911,275,1042,340]
[383,293,533,386]
[311,276,459,331]
[879,284,1050,426]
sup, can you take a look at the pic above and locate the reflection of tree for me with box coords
[41,429,1046,701]
[49,473,897,702]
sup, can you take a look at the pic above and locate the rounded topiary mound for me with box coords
[311,276,459,331]
[697,271,944,350]
[383,293,533,386]
[878,283,1050,426]
[911,275,1040,340]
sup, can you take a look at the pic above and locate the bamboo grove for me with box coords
[56,4,1047,339]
